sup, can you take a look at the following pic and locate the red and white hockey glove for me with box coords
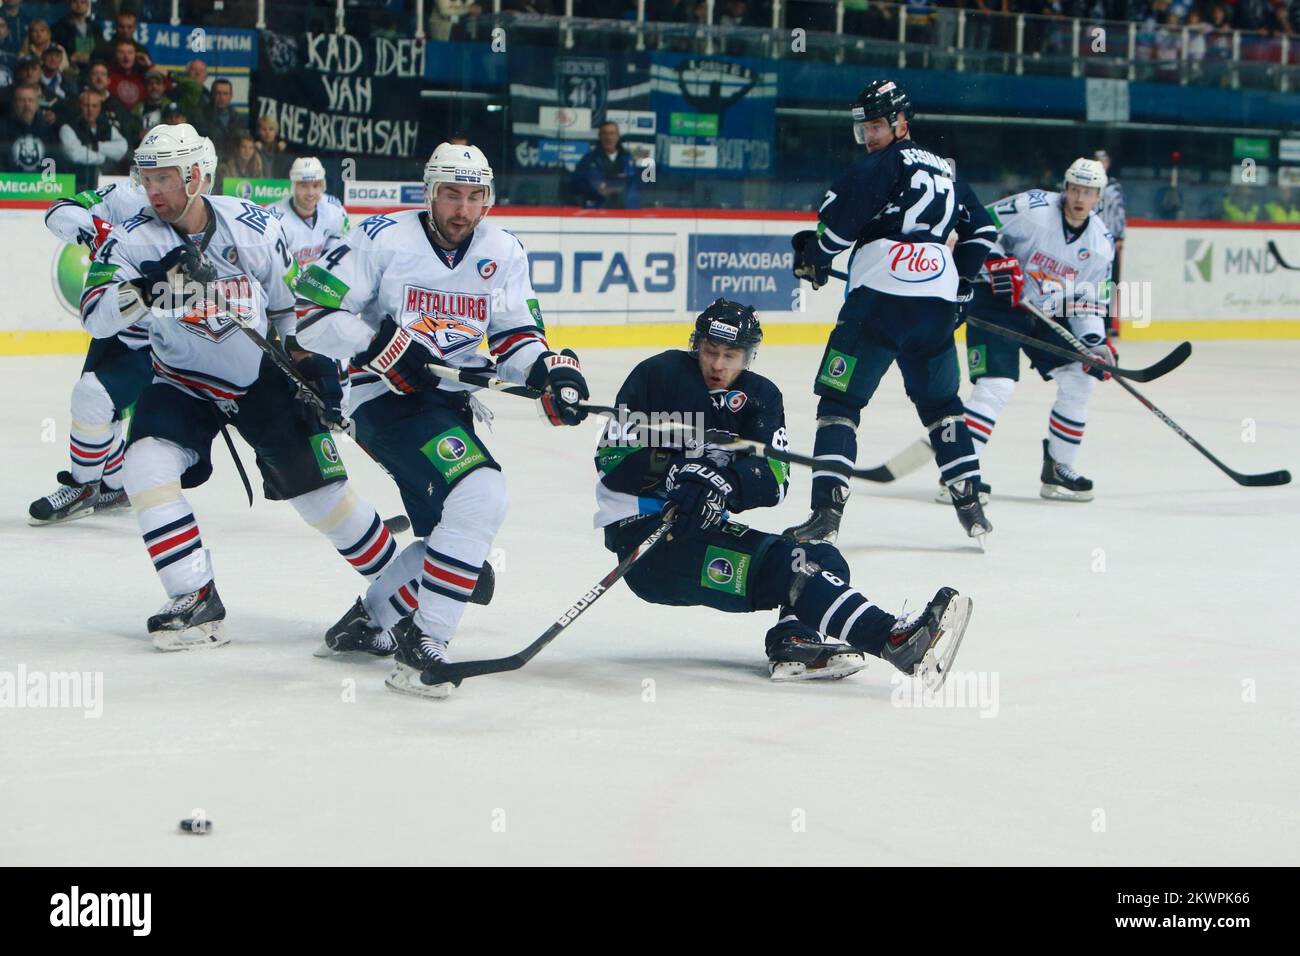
[352,317,438,395]
[986,256,1024,308]
[1081,337,1118,382]
[526,349,589,426]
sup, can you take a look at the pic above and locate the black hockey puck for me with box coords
[179,818,212,834]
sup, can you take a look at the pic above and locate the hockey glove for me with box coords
[664,460,735,534]
[986,256,1024,308]
[526,349,589,426]
[352,316,439,395]
[287,338,346,428]
[791,230,830,290]
[1080,336,1118,382]
[954,278,973,330]
[116,245,198,319]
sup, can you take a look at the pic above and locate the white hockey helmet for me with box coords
[1063,157,1107,192]
[423,141,495,212]
[290,156,327,184]
[133,123,214,193]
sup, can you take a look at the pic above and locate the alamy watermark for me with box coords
[0,665,103,718]
[891,670,999,718]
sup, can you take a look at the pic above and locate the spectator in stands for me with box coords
[255,113,290,178]
[0,82,55,172]
[19,19,64,67]
[1221,185,1259,221]
[84,59,135,142]
[428,0,484,42]
[718,0,754,25]
[206,77,243,156]
[1264,186,1300,222]
[220,130,264,182]
[107,38,147,111]
[1094,149,1126,278]
[161,100,188,125]
[59,87,126,190]
[1,2,29,52]
[38,43,76,120]
[11,51,44,114]
[0,17,13,61]
[52,0,95,75]
[448,130,471,145]
[93,7,152,70]
[174,58,211,129]
[137,67,173,132]
[570,120,641,209]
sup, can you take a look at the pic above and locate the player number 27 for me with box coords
[901,170,955,238]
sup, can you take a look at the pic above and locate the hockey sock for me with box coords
[963,376,1015,453]
[1046,365,1095,467]
[810,398,860,509]
[100,429,127,490]
[288,482,397,582]
[364,539,424,631]
[68,372,119,486]
[791,567,895,655]
[124,437,212,597]
[413,468,507,641]
[925,411,981,487]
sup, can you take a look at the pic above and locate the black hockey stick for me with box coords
[824,268,1190,382]
[1267,240,1299,271]
[1023,300,1291,488]
[425,364,933,484]
[419,517,675,687]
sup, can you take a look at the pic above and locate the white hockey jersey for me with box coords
[294,211,550,415]
[46,181,152,350]
[81,195,296,404]
[985,189,1115,341]
[267,193,349,271]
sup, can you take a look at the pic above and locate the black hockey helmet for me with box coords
[851,79,912,144]
[690,298,763,364]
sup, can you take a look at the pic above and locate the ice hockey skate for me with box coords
[314,597,397,659]
[147,582,228,651]
[1040,439,1094,501]
[880,587,973,690]
[28,471,98,525]
[766,619,867,682]
[934,478,991,505]
[949,479,993,546]
[384,617,455,699]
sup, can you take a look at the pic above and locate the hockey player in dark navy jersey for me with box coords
[784,79,996,547]
[595,299,972,685]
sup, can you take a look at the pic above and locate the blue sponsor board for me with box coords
[538,140,590,170]
[399,184,425,205]
[687,235,797,312]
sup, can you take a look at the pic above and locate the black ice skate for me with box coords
[28,471,97,525]
[782,504,844,544]
[315,597,397,659]
[1040,439,1094,501]
[93,483,130,514]
[147,581,228,651]
[934,478,991,505]
[765,618,867,682]
[385,617,455,699]
[949,479,993,546]
[879,587,973,690]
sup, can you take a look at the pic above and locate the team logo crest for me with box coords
[556,57,609,114]
[477,258,497,279]
[725,390,747,412]
[706,557,734,585]
[177,301,242,343]
[222,245,240,265]
[1079,249,1091,260]
[408,314,483,358]
[436,435,468,462]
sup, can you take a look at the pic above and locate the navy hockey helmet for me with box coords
[690,298,763,365]
[851,79,912,144]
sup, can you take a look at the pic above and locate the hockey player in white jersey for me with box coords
[29,179,152,524]
[81,124,399,650]
[952,158,1116,502]
[267,157,349,272]
[293,142,590,699]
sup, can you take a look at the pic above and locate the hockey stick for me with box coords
[1267,240,1300,271]
[823,268,1190,382]
[1023,300,1291,487]
[419,517,675,687]
[425,363,933,484]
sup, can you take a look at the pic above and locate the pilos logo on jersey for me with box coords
[402,286,489,358]
[175,276,256,343]
[886,241,946,282]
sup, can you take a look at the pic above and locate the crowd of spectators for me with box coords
[0,1,294,192]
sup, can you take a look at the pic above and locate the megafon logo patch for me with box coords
[436,435,468,462]
[706,557,734,585]
[829,356,848,377]
[1184,240,1213,282]
[477,258,497,279]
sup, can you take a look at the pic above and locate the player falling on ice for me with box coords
[81,123,399,649]
[29,178,153,524]
[596,299,972,684]
[293,142,591,700]
[946,158,1116,503]
[783,79,996,547]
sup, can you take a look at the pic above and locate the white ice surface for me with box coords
[1,342,1298,866]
